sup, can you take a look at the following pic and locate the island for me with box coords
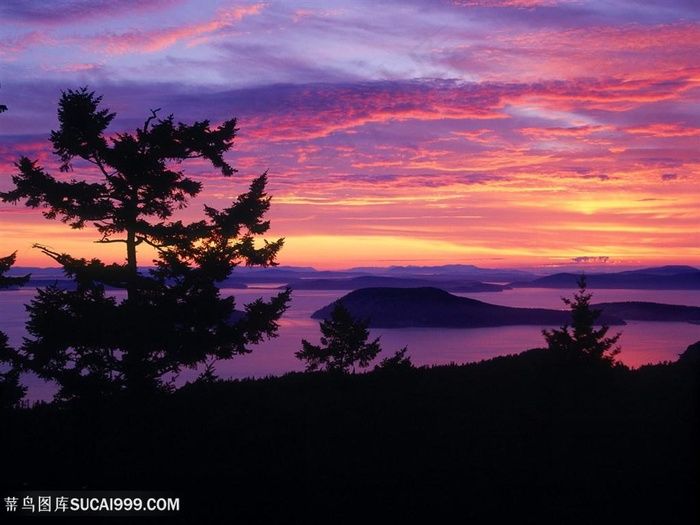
[311,287,625,328]
[313,287,700,328]
[593,301,700,323]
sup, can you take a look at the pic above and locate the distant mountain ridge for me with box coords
[347,264,535,282]
[283,276,509,292]
[511,266,700,290]
[618,265,698,276]
[9,264,699,290]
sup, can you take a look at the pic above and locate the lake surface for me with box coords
[2,286,699,401]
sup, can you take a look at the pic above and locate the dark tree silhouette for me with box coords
[296,302,381,373]
[0,253,30,408]
[374,346,413,372]
[0,88,290,400]
[542,275,621,363]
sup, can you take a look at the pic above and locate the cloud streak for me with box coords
[1,0,181,24]
[96,4,265,55]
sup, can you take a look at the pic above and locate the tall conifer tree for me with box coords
[1,88,290,400]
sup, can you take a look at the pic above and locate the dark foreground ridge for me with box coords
[2,343,698,523]
[312,287,625,327]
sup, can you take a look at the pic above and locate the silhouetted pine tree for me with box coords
[297,302,381,373]
[374,346,413,373]
[542,275,621,363]
[0,253,30,408]
[1,88,290,401]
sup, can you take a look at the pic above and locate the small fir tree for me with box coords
[296,302,381,373]
[542,275,621,363]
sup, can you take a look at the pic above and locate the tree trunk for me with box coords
[126,228,137,301]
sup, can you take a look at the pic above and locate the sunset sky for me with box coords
[1,0,698,269]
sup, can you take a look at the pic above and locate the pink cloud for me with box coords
[242,81,509,142]
[452,0,562,7]
[0,32,48,59]
[232,73,698,144]
[518,125,612,139]
[510,22,700,51]
[624,123,700,138]
[292,8,345,23]
[40,62,103,73]
[441,22,700,81]
[451,129,502,144]
[98,3,265,55]
[518,72,700,112]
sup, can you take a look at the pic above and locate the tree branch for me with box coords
[136,235,168,252]
[143,108,161,133]
[95,238,127,244]
[87,155,113,179]
[32,244,65,265]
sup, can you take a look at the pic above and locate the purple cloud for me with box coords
[0,0,182,24]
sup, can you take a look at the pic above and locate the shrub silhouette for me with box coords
[543,275,621,363]
[374,346,413,373]
[0,253,30,408]
[297,302,381,373]
[0,88,290,401]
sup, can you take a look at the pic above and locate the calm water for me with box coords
[2,286,699,401]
